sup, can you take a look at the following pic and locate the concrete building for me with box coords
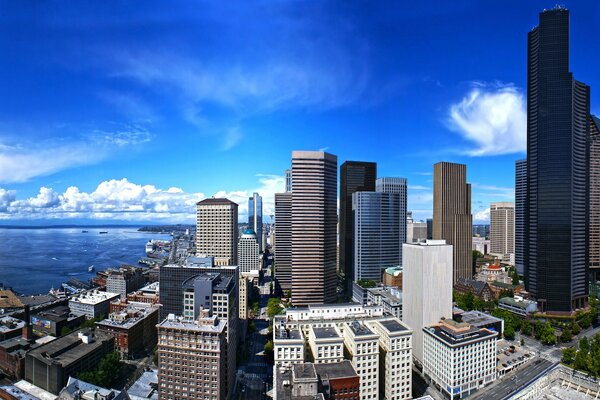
[157,315,227,400]
[515,159,527,276]
[68,290,121,319]
[274,326,305,367]
[274,192,293,293]
[308,326,344,364]
[58,377,128,400]
[106,265,145,299]
[353,190,403,282]
[352,285,402,319]
[498,296,538,317]
[291,151,337,305]
[195,198,238,266]
[590,116,600,283]
[525,7,590,313]
[0,316,26,342]
[96,302,159,359]
[377,177,408,265]
[340,161,377,292]
[342,321,379,400]
[382,267,402,289]
[433,162,472,283]
[238,229,261,275]
[30,306,84,337]
[422,319,497,398]
[367,319,413,400]
[313,361,361,400]
[25,330,114,395]
[472,237,490,255]
[127,282,160,305]
[248,192,263,254]
[402,240,453,365]
[489,202,515,264]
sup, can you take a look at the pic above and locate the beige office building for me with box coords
[196,198,238,266]
[433,162,472,283]
[291,151,338,305]
[490,202,515,263]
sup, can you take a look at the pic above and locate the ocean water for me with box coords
[0,227,171,295]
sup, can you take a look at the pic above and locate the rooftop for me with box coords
[347,321,376,337]
[378,318,410,333]
[275,327,303,341]
[312,327,341,340]
[32,305,75,322]
[127,370,158,400]
[0,315,26,333]
[27,329,113,367]
[499,297,534,309]
[0,290,24,309]
[70,290,120,305]
[157,316,225,333]
[96,305,159,330]
[196,197,237,206]
[292,363,317,380]
[313,360,358,380]
[425,320,497,347]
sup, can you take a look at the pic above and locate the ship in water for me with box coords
[81,230,89,233]
[88,265,95,272]
[99,231,108,234]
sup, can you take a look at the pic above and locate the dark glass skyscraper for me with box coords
[515,159,526,277]
[590,116,600,284]
[525,7,590,313]
[339,161,377,289]
[248,192,263,253]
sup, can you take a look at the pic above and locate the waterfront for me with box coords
[0,227,170,295]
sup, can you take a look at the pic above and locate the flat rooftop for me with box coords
[460,310,503,326]
[27,330,112,367]
[96,306,158,330]
[69,291,120,305]
[312,327,340,340]
[0,316,26,333]
[292,363,317,380]
[314,360,358,380]
[347,322,375,337]
[0,290,24,309]
[379,319,409,333]
[426,322,497,346]
[157,317,225,333]
[33,305,74,322]
[275,327,302,340]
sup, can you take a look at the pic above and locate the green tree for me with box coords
[590,296,599,325]
[562,347,576,365]
[357,279,377,289]
[561,328,573,343]
[512,270,520,286]
[574,350,589,371]
[580,313,592,329]
[60,326,73,336]
[504,325,515,340]
[534,321,543,340]
[267,298,283,319]
[580,336,590,353]
[572,322,582,335]
[78,351,123,388]
[540,322,556,345]
[520,338,525,346]
[521,320,532,336]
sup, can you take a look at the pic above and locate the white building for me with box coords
[308,326,344,364]
[238,229,261,275]
[343,321,379,400]
[490,202,515,264]
[68,290,120,319]
[366,286,403,319]
[402,240,453,364]
[274,325,305,366]
[196,198,238,266]
[423,319,498,399]
[368,319,413,400]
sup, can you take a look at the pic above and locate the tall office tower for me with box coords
[291,151,338,305]
[238,229,261,274]
[590,116,600,283]
[490,202,515,262]
[353,191,402,282]
[196,198,239,266]
[376,177,408,264]
[285,168,292,192]
[274,192,293,292]
[339,161,377,290]
[433,162,472,283]
[426,218,433,240]
[248,192,263,253]
[402,240,453,365]
[515,160,527,276]
[525,7,590,313]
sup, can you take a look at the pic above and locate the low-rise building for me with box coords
[475,264,512,285]
[458,311,504,335]
[106,265,145,299]
[453,278,495,302]
[342,321,379,400]
[366,287,402,319]
[498,296,538,316]
[126,282,160,305]
[96,302,159,359]
[25,329,114,395]
[308,326,344,364]
[0,316,26,341]
[274,325,305,367]
[69,291,121,319]
[382,267,402,289]
[0,290,24,313]
[313,361,360,400]
[30,306,85,337]
[423,319,497,399]
[274,361,359,400]
[58,377,128,400]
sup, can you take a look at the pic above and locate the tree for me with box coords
[78,351,123,388]
[357,279,377,289]
[562,347,576,365]
[561,328,573,343]
[534,320,543,340]
[504,325,515,340]
[499,289,514,299]
[580,313,592,329]
[572,322,582,335]
[540,322,556,345]
[60,326,73,336]
[520,338,525,346]
[267,298,283,319]
[512,270,520,286]
[590,296,599,325]
[580,336,590,354]
[521,320,532,336]
[574,350,589,371]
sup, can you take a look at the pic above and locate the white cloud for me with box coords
[222,127,243,151]
[448,83,526,156]
[474,208,490,223]
[0,174,284,223]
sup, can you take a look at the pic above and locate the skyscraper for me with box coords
[432,162,472,283]
[291,151,338,305]
[248,192,263,253]
[590,116,600,284]
[353,191,402,282]
[377,177,408,263]
[238,229,260,275]
[525,7,590,313]
[515,159,527,276]
[274,192,292,293]
[339,161,377,288]
[285,168,292,192]
[196,198,239,266]
[490,202,515,263]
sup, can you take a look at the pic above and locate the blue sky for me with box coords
[0,1,599,224]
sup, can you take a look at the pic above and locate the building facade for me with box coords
[402,241,453,364]
[342,321,379,400]
[238,229,261,274]
[525,7,590,313]
[590,116,600,283]
[106,266,145,299]
[68,291,121,319]
[489,202,515,264]
[195,198,239,266]
[433,162,472,283]
[248,192,263,253]
[515,159,527,276]
[274,192,293,293]
[291,151,338,305]
[339,161,377,291]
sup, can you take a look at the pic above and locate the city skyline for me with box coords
[1,2,598,225]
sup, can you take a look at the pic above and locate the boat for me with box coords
[88,265,95,272]
[81,230,89,233]
[99,231,108,234]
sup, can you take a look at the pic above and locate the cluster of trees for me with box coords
[491,308,522,340]
[562,334,600,377]
[454,291,495,312]
[267,298,284,319]
[60,315,105,336]
[356,279,377,289]
[78,351,123,388]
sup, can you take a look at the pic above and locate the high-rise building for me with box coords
[590,116,600,283]
[490,202,515,264]
[238,229,260,275]
[353,191,402,282]
[525,7,590,313]
[274,192,292,293]
[342,321,379,400]
[196,198,239,266]
[515,159,527,276]
[248,192,263,253]
[285,168,292,193]
[433,162,472,283]
[291,151,337,305]
[426,218,433,240]
[377,177,408,263]
[402,240,453,364]
[339,161,377,290]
